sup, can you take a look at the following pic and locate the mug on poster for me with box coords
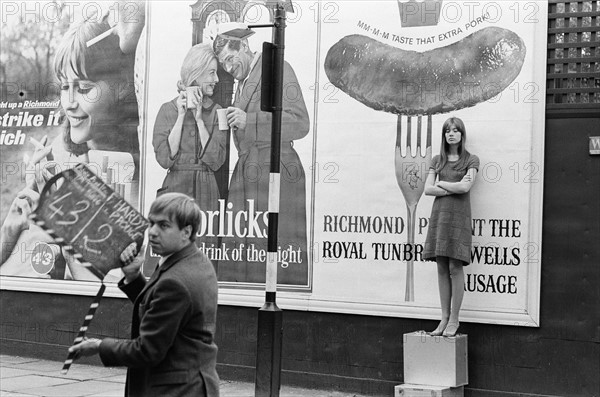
[216,108,229,130]
[186,86,200,109]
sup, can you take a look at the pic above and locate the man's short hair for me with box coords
[149,193,202,241]
[212,35,243,57]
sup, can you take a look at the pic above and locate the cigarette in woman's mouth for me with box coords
[86,26,116,47]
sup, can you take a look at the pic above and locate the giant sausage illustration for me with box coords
[324,27,526,115]
[324,26,526,301]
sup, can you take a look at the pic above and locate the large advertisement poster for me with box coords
[311,0,546,326]
[1,1,143,283]
[140,0,316,289]
[1,0,546,326]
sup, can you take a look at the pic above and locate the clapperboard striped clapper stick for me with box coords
[30,163,148,374]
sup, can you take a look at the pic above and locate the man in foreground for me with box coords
[69,192,219,397]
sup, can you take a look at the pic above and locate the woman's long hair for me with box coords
[436,117,470,172]
[53,15,139,157]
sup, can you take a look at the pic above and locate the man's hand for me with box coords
[226,107,247,131]
[68,337,102,360]
[120,242,145,283]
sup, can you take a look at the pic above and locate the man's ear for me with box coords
[181,225,192,241]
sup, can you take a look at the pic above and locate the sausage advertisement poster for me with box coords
[1,0,546,326]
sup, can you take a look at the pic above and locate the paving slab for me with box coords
[94,373,127,384]
[0,367,33,378]
[1,355,378,397]
[0,355,39,365]
[20,379,124,397]
[53,365,126,382]
[0,374,77,392]
[0,392,39,397]
[5,359,70,373]
[277,387,372,397]
[86,391,128,397]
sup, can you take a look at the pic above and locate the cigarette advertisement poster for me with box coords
[0,0,546,326]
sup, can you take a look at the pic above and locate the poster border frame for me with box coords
[0,1,547,328]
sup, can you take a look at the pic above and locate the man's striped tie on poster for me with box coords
[61,282,106,374]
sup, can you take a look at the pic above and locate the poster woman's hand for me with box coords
[176,91,187,117]
[3,188,40,235]
[437,168,478,194]
[26,135,54,191]
[168,93,189,157]
[460,173,472,183]
[424,170,449,196]
[192,90,211,154]
[0,188,41,265]
[106,0,145,54]
[193,90,204,122]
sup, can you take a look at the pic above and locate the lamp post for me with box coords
[217,2,291,395]
[253,5,285,397]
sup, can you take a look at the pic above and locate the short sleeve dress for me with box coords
[423,153,480,265]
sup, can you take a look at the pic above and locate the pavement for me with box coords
[0,354,374,397]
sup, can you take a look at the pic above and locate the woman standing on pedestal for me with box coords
[423,117,479,337]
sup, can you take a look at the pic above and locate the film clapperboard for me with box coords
[30,163,148,374]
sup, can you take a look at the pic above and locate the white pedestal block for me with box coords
[403,331,468,387]
[394,384,464,397]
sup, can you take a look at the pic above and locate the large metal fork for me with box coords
[394,115,432,302]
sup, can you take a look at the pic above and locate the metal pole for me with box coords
[255,4,285,397]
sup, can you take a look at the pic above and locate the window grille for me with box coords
[547,1,600,116]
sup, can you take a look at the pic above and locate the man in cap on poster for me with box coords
[69,192,220,397]
[212,34,310,284]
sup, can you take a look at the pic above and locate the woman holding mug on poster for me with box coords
[152,44,227,247]
[423,117,479,337]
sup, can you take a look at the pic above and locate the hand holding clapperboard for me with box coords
[30,163,148,374]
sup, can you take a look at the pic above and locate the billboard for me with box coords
[1,0,546,326]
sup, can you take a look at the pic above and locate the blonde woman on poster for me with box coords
[152,44,227,248]
[52,16,140,188]
[423,117,479,337]
[0,15,140,280]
